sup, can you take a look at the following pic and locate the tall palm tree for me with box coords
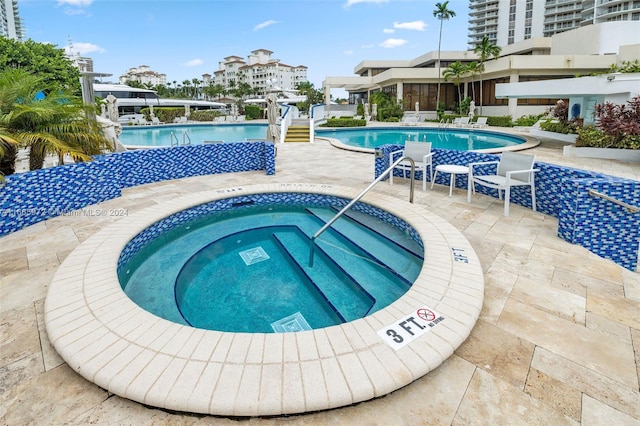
[433,1,456,115]
[473,36,502,115]
[0,68,112,171]
[464,61,481,101]
[442,61,466,114]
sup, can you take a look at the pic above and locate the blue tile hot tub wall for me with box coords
[376,145,640,271]
[0,142,276,236]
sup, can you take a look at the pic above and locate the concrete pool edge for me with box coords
[44,183,484,417]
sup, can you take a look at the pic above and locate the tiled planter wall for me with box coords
[0,142,276,236]
[376,145,640,271]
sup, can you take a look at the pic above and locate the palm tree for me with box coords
[473,36,502,115]
[0,68,112,171]
[464,61,481,101]
[443,61,466,114]
[433,1,456,115]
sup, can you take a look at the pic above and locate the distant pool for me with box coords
[119,123,526,151]
[119,123,268,147]
[316,127,526,151]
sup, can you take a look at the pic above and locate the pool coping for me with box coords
[44,183,484,417]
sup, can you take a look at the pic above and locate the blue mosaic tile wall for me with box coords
[0,142,276,236]
[376,144,640,271]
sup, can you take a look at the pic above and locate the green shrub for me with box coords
[576,126,612,147]
[244,104,261,120]
[383,117,400,122]
[190,110,224,122]
[539,120,577,134]
[577,126,640,149]
[514,114,544,127]
[321,118,367,127]
[339,115,353,119]
[486,116,514,127]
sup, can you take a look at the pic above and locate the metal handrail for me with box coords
[308,156,416,267]
[588,189,639,213]
[183,131,192,146]
[170,131,179,147]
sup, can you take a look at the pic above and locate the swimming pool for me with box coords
[316,127,526,151]
[119,123,526,151]
[45,183,484,416]
[118,198,423,333]
[119,123,268,147]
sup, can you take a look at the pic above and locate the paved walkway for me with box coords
[1,136,639,425]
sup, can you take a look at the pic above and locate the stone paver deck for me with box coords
[1,134,639,424]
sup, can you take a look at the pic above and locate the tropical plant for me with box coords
[0,38,81,95]
[463,61,481,101]
[369,91,403,121]
[433,1,456,114]
[443,61,466,113]
[606,59,640,74]
[473,36,502,115]
[0,69,113,173]
[594,95,640,145]
[296,81,324,112]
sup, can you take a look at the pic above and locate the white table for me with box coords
[431,164,469,197]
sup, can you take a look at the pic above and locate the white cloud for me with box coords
[343,50,354,56]
[345,0,389,7]
[380,38,407,48]
[383,28,394,34]
[57,0,93,6]
[184,59,204,67]
[65,42,104,56]
[393,20,426,31]
[254,20,279,31]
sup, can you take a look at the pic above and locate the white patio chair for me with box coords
[467,152,539,216]
[389,141,434,191]
[471,117,488,128]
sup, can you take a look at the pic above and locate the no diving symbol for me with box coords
[417,308,436,322]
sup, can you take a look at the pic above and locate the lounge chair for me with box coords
[401,115,419,126]
[151,116,163,125]
[471,117,488,128]
[467,152,539,216]
[389,141,434,191]
[456,117,470,127]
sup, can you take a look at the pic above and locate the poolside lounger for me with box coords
[389,141,434,191]
[471,117,488,128]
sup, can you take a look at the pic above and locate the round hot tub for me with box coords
[45,183,484,417]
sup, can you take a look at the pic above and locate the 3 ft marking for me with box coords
[452,247,469,263]
[377,306,445,350]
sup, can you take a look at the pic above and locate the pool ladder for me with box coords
[308,156,416,267]
[170,131,192,147]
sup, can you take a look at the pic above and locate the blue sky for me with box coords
[19,0,470,95]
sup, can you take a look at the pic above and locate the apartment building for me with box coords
[469,0,640,48]
[323,22,640,119]
[0,0,23,40]
[119,65,167,87]
[203,49,308,96]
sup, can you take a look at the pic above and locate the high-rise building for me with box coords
[468,0,640,48]
[0,0,24,40]
[119,65,167,86]
[204,49,308,96]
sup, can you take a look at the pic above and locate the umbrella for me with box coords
[265,93,280,143]
[105,94,118,123]
[415,101,420,118]
[468,100,475,120]
[364,102,370,121]
[184,104,191,118]
[149,104,154,118]
[371,104,378,121]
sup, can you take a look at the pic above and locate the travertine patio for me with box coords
[1,135,639,425]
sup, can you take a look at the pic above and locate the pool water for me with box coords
[119,203,423,333]
[317,127,525,150]
[119,123,268,147]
